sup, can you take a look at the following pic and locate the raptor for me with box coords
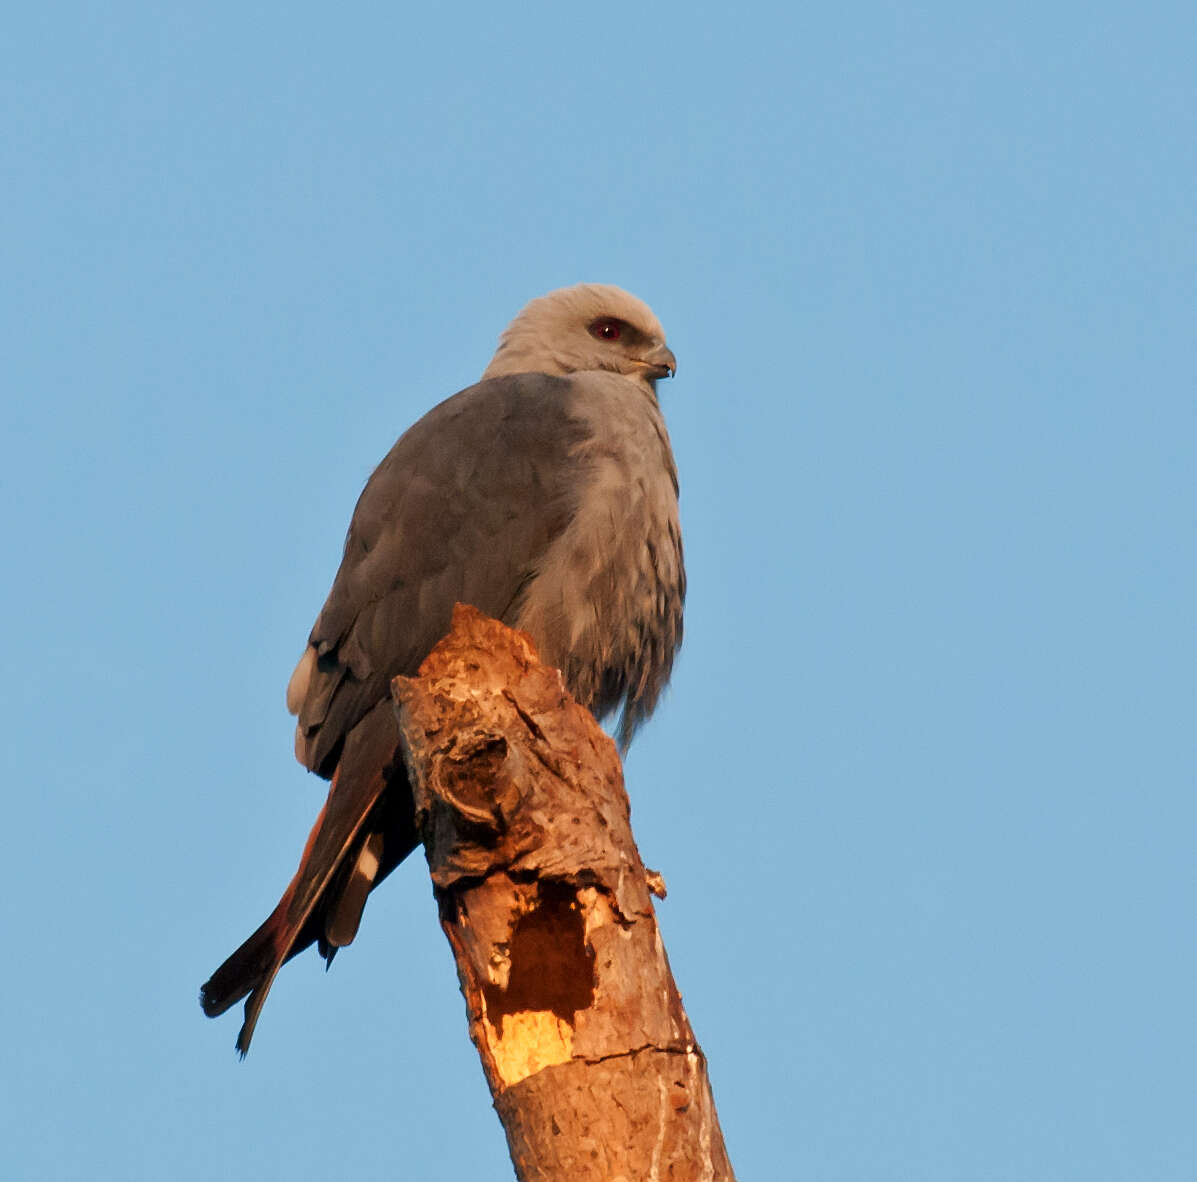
[201,284,685,1053]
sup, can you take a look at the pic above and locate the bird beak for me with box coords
[638,344,677,380]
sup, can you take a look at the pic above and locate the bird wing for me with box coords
[293,372,592,777]
[202,373,593,1052]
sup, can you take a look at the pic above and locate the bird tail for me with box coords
[200,700,417,1055]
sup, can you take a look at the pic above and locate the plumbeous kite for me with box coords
[201,284,685,1054]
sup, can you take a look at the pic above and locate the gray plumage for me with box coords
[288,283,685,771]
[203,283,684,1052]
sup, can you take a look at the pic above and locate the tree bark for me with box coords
[391,605,735,1182]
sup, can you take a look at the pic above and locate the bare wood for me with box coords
[392,605,735,1182]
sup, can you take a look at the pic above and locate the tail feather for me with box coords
[199,890,302,1019]
[325,830,386,948]
[200,699,412,1055]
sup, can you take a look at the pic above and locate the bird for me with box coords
[200,283,685,1054]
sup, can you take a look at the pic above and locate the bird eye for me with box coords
[588,319,623,342]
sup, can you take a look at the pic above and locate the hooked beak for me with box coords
[637,343,677,381]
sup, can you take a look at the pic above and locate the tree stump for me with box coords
[392,605,735,1181]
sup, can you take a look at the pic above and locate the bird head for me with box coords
[482,284,677,390]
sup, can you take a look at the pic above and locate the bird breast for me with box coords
[513,373,684,737]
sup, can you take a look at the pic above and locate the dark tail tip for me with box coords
[234,985,271,1057]
[199,981,224,1019]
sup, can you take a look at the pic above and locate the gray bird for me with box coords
[200,284,685,1053]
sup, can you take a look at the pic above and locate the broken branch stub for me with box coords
[392,604,734,1182]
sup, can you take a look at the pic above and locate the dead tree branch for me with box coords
[392,605,735,1181]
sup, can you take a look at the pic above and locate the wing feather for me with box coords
[292,374,591,776]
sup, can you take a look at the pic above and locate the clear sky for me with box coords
[3,3,1194,1179]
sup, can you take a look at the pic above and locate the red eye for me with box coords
[589,319,622,342]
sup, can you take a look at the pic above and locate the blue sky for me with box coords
[3,3,1194,1179]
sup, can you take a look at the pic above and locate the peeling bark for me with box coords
[392,605,735,1182]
